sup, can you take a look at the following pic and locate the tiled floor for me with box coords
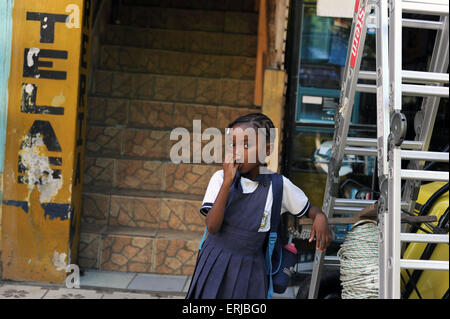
[0,269,299,299]
[80,270,299,298]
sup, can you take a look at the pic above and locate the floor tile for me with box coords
[0,284,48,299]
[43,288,103,299]
[101,291,159,299]
[127,273,187,292]
[80,270,136,289]
[182,276,192,293]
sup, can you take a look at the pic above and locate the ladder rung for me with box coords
[402,84,449,97]
[402,18,445,30]
[356,83,376,93]
[325,255,340,263]
[333,207,365,214]
[324,255,340,269]
[334,198,409,209]
[344,146,377,156]
[400,259,449,271]
[343,148,446,159]
[401,169,449,182]
[401,150,449,162]
[346,137,378,147]
[402,71,449,84]
[346,137,423,150]
[402,1,449,15]
[359,70,449,84]
[335,198,376,207]
[400,233,449,244]
[356,83,449,97]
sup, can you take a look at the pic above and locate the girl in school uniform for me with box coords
[186,113,331,299]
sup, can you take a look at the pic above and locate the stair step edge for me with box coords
[80,223,203,241]
[95,68,255,82]
[121,0,258,13]
[87,94,260,110]
[100,43,257,59]
[82,186,205,202]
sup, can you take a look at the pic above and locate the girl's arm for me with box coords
[205,179,232,234]
[308,205,332,252]
[206,155,238,234]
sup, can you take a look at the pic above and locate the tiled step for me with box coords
[83,157,221,196]
[99,45,256,80]
[86,98,260,156]
[122,0,257,12]
[86,125,224,162]
[119,6,258,34]
[78,223,202,275]
[85,96,260,164]
[92,70,255,106]
[103,25,257,57]
[87,96,259,130]
[82,191,204,231]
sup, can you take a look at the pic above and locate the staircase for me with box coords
[78,0,260,275]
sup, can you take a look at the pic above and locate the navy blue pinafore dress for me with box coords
[186,171,272,299]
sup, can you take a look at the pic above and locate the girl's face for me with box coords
[228,123,270,174]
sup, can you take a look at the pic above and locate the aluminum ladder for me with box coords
[308,0,449,299]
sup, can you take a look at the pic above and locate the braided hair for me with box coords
[227,112,276,145]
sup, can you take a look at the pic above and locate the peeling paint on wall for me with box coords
[51,92,66,107]
[2,200,70,220]
[41,202,70,220]
[2,200,29,213]
[19,133,63,203]
[26,48,40,68]
[52,251,67,272]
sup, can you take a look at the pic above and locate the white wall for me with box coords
[317,0,356,18]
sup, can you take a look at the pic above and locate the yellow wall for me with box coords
[262,69,286,173]
[1,0,91,283]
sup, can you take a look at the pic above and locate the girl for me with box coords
[186,113,331,299]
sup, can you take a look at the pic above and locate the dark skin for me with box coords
[206,123,332,252]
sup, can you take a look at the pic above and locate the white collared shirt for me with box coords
[200,170,311,232]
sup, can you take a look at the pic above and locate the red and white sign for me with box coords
[350,5,365,68]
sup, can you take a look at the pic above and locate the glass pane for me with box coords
[290,127,377,208]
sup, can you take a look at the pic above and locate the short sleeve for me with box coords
[281,176,310,218]
[200,170,224,216]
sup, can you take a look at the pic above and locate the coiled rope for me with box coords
[337,220,379,299]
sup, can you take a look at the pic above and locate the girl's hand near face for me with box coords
[207,153,238,234]
[223,153,238,186]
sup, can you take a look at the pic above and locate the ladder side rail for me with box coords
[308,0,373,299]
[402,16,449,215]
[375,0,391,299]
[385,0,403,299]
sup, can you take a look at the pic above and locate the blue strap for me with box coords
[265,232,277,299]
[265,173,283,299]
[198,226,208,250]
[272,248,282,275]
